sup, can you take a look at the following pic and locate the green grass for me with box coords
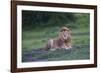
[22,28,89,48]
[22,45,89,62]
[22,27,90,62]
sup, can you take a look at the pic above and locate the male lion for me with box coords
[45,27,72,51]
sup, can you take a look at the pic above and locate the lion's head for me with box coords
[58,27,72,47]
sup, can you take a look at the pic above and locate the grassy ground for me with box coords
[22,27,90,62]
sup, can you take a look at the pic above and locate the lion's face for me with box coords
[58,27,71,44]
[61,31,68,41]
[59,30,69,42]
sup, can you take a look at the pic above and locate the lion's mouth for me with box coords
[64,40,67,43]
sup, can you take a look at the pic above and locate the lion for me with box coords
[45,27,72,51]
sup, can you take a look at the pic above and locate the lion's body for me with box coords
[45,27,72,51]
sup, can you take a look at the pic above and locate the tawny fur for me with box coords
[45,27,72,51]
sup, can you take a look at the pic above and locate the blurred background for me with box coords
[22,10,90,62]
